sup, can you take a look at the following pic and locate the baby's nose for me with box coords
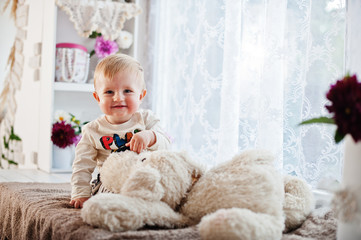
[113,92,124,101]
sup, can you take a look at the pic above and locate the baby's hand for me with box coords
[126,130,156,153]
[69,197,89,209]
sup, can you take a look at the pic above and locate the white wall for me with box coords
[0,0,46,168]
[14,0,46,168]
[0,3,17,92]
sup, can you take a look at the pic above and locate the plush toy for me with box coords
[81,150,314,240]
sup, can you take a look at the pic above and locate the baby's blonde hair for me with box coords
[93,53,145,90]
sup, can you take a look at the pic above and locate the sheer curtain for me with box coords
[139,0,346,188]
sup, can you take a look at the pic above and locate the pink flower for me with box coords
[94,36,119,59]
[51,121,76,148]
[73,134,82,146]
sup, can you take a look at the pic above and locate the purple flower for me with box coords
[94,36,119,59]
[326,74,361,142]
[73,134,82,147]
[51,121,76,148]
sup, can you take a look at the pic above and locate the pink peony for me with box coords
[94,36,119,59]
[326,74,361,142]
[51,121,77,148]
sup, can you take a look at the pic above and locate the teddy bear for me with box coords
[81,149,314,240]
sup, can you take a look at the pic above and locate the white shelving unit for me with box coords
[54,82,94,92]
[38,0,138,173]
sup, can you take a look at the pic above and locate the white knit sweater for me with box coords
[70,109,171,199]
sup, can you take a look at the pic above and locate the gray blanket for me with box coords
[0,182,336,240]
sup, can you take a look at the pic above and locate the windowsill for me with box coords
[313,189,333,209]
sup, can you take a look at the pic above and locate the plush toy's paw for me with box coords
[81,193,186,232]
[199,208,284,240]
[81,193,145,232]
[283,175,314,232]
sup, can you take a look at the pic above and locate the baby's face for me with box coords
[93,71,146,124]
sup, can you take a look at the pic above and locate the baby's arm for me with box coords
[126,130,156,153]
[125,110,171,153]
[70,125,97,208]
[69,197,89,209]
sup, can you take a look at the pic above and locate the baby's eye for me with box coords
[124,89,133,94]
[105,90,114,94]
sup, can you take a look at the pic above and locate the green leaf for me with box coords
[89,31,101,39]
[7,160,18,166]
[89,50,95,58]
[75,126,82,135]
[9,133,21,141]
[299,116,335,126]
[10,136,21,141]
[334,129,345,143]
[9,126,22,141]
[2,154,18,166]
[3,136,9,149]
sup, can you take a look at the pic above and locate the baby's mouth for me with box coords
[112,105,126,109]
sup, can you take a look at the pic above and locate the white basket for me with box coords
[55,43,90,83]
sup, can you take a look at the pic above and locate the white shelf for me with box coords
[36,2,137,173]
[54,82,94,92]
[50,168,72,173]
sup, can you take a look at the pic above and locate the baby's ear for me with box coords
[93,91,100,102]
[139,89,147,101]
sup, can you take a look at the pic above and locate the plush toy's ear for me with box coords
[121,165,165,201]
[283,175,314,232]
[100,151,140,193]
[230,149,276,165]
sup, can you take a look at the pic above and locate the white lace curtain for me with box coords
[140,0,346,188]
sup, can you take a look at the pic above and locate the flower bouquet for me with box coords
[51,110,88,148]
[300,74,361,143]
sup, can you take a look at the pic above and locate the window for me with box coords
[141,0,346,188]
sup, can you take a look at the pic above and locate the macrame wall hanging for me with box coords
[0,0,27,168]
[55,0,142,41]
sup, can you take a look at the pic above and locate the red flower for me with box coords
[51,121,76,148]
[326,74,361,142]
